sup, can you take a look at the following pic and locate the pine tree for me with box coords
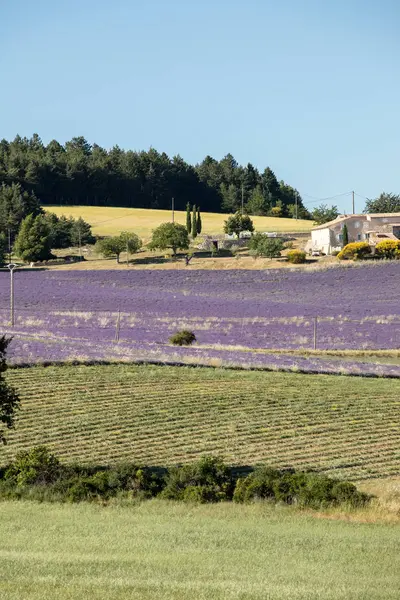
[342,223,349,247]
[191,205,197,238]
[0,232,6,266]
[14,214,53,263]
[196,208,202,234]
[186,202,191,234]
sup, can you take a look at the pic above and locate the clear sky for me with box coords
[1,0,399,212]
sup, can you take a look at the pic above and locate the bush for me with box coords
[5,446,61,486]
[337,242,371,261]
[161,456,233,502]
[249,233,285,259]
[169,330,196,346]
[286,250,307,264]
[233,467,371,508]
[375,239,400,259]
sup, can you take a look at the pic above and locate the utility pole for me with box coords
[313,317,318,351]
[114,309,121,343]
[172,197,175,223]
[295,192,298,220]
[126,237,129,267]
[7,264,17,327]
[8,227,11,263]
[352,191,355,215]
[241,184,244,214]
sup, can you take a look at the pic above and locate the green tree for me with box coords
[246,186,268,215]
[0,232,6,266]
[186,202,191,234]
[191,205,197,238]
[223,212,254,238]
[196,208,202,234]
[0,183,42,243]
[14,214,53,263]
[364,192,400,214]
[148,222,189,257]
[312,204,340,225]
[0,336,20,444]
[95,232,141,263]
[249,233,285,259]
[342,223,349,247]
[70,217,95,246]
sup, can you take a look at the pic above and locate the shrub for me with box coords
[286,250,307,264]
[5,446,61,486]
[233,467,371,508]
[169,330,196,346]
[249,233,285,259]
[161,456,233,502]
[337,242,371,260]
[375,239,400,259]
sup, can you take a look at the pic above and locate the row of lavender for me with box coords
[1,264,399,373]
[1,309,400,350]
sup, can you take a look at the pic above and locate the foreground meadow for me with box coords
[46,205,313,239]
[0,500,398,600]
[4,364,400,481]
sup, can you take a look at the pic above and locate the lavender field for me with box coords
[1,263,400,376]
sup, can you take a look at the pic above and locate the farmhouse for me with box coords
[311,213,400,255]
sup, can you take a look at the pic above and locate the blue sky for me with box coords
[1,0,399,212]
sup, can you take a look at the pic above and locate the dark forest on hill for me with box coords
[0,134,310,217]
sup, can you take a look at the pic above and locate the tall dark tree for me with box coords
[196,208,202,234]
[13,214,53,262]
[0,232,6,266]
[0,183,42,244]
[0,336,20,444]
[186,202,192,233]
[342,223,349,247]
[191,205,197,238]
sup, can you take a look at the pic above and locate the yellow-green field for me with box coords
[46,206,313,240]
[4,364,400,481]
[1,500,399,600]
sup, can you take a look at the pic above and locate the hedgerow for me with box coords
[0,448,372,509]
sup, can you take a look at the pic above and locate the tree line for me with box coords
[0,134,310,217]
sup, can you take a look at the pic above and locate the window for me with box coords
[338,234,343,241]
[357,234,362,240]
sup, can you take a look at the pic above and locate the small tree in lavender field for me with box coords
[95,232,141,263]
[148,223,189,257]
[0,336,20,445]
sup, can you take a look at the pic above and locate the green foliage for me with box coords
[0,183,42,243]
[246,186,268,216]
[286,249,307,264]
[160,456,233,502]
[337,242,371,260]
[169,330,196,346]
[148,222,189,256]
[365,192,400,214]
[95,232,141,262]
[44,213,95,249]
[249,233,285,258]
[0,336,20,445]
[223,212,254,238]
[13,214,53,262]
[312,204,340,225]
[342,223,349,247]
[5,446,61,486]
[0,232,6,266]
[196,208,202,234]
[233,467,370,508]
[0,135,305,219]
[70,217,96,246]
[186,202,191,234]
[191,205,197,238]
[375,239,400,259]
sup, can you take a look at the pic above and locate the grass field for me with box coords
[46,206,313,239]
[4,364,400,481]
[1,500,399,600]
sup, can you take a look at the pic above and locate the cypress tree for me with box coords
[196,208,202,234]
[186,202,191,234]
[342,223,349,247]
[191,205,197,238]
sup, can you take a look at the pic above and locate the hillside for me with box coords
[4,364,400,481]
[45,206,313,239]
